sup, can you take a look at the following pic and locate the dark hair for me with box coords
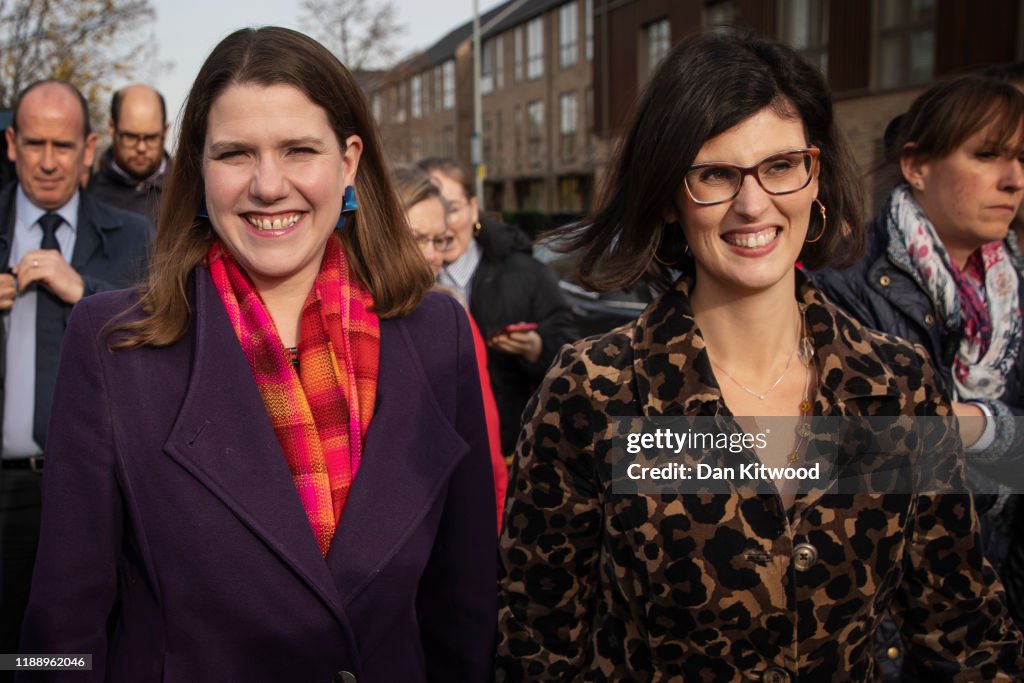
[891,75,1024,174]
[417,157,475,200]
[114,26,432,348]
[557,30,862,292]
[12,80,91,137]
[982,61,1024,86]
[111,86,168,127]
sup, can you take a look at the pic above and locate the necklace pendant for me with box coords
[799,400,812,414]
[798,336,815,364]
[788,451,800,463]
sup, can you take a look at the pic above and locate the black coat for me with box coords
[87,148,168,234]
[812,213,1024,679]
[466,218,578,453]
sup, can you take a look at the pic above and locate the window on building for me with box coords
[558,176,582,212]
[397,81,407,123]
[410,75,423,119]
[643,18,667,73]
[640,18,670,81]
[527,99,544,166]
[704,0,739,30]
[780,0,829,75]
[515,179,545,211]
[559,91,578,163]
[514,27,524,82]
[527,17,544,80]
[876,0,935,89]
[442,59,455,110]
[584,0,594,60]
[559,2,578,68]
[495,35,505,89]
[482,40,495,94]
[433,65,443,112]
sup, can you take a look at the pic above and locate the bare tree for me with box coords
[300,0,405,71]
[0,0,156,113]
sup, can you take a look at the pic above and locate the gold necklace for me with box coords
[790,304,815,462]
[711,307,802,401]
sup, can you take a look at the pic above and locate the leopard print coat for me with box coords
[497,276,1023,682]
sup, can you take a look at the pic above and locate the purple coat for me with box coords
[19,267,497,682]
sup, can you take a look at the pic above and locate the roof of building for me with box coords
[416,0,529,68]
[482,0,570,40]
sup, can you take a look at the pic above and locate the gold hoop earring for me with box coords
[806,199,827,244]
[652,222,689,266]
[473,221,482,237]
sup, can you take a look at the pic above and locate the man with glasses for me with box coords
[88,84,170,232]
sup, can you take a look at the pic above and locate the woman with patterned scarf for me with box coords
[814,74,1024,678]
[19,27,496,682]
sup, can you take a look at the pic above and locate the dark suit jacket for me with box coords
[0,183,151,449]
[19,270,497,682]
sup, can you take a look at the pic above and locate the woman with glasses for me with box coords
[497,31,1023,681]
[417,157,577,457]
[392,164,507,530]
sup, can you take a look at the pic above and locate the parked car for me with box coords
[533,239,649,339]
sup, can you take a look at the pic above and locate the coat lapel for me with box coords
[70,193,109,270]
[326,314,470,602]
[162,267,351,628]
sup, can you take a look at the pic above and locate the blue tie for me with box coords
[33,212,63,449]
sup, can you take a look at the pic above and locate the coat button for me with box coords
[334,672,356,683]
[793,542,818,571]
[879,275,891,286]
[923,313,934,325]
[762,666,792,683]
[887,646,900,660]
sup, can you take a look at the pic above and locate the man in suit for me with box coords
[0,80,150,664]
[88,84,170,230]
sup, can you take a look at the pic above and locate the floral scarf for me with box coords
[207,235,380,555]
[888,183,1021,400]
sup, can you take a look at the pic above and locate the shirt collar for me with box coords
[441,237,482,288]
[16,185,79,232]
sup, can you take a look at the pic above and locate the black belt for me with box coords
[1,456,44,472]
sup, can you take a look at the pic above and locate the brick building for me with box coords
[594,0,1024,213]
[369,0,1023,216]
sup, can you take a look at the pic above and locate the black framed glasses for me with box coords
[116,131,163,148]
[684,148,820,206]
[413,234,455,253]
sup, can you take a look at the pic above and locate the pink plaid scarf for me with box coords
[207,235,380,555]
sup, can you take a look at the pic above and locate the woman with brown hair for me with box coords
[391,164,507,530]
[815,74,1024,676]
[497,31,1023,681]
[20,27,496,681]
[418,157,577,456]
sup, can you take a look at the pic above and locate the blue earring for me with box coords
[196,199,208,219]
[336,185,358,228]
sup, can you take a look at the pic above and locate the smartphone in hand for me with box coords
[499,322,539,334]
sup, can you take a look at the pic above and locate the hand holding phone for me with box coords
[499,322,539,334]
